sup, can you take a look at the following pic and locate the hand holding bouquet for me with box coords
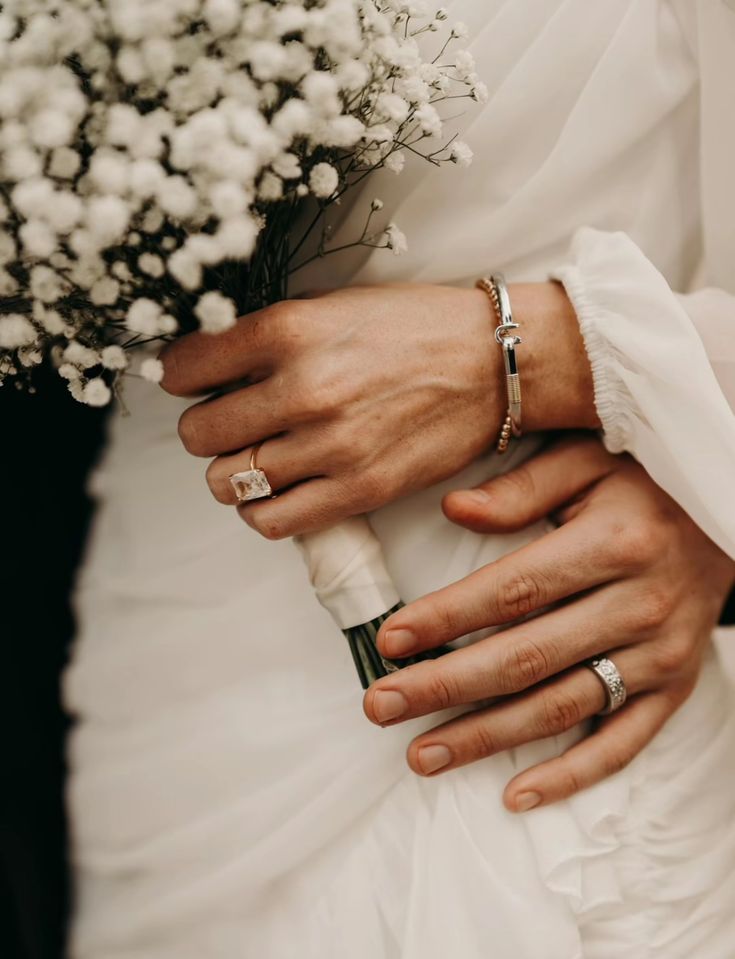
[0,0,484,685]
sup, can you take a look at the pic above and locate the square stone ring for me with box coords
[229,443,274,503]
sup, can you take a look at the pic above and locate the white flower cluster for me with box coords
[0,0,480,404]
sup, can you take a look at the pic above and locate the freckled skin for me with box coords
[161,281,597,538]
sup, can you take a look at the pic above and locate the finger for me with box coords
[206,434,329,504]
[160,301,295,397]
[237,475,358,539]
[502,685,688,812]
[377,507,628,658]
[442,433,618,534]
[402,645,651,777]
[177,379,292,458]
[365,586,644,723]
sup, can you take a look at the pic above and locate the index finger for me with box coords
[377,508,628,658]
[159,301,288,397]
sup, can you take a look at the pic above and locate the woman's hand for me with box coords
[362,435,735,811]
[160,282,596,538]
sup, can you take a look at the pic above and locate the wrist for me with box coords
[508,281,599,432]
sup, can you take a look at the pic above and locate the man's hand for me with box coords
[362,436,735,812]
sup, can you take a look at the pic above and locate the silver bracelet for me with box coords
[476,273,522,453]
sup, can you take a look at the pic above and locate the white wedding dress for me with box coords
[66,3,735,957]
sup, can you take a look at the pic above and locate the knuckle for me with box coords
[540,690,583,735]
[264,299,300,340]
[604,746,634,777]
[612,521,665,570]
[432,599,468,642]
[637,585,675,631]
[650,636,692,678]
[555,766,584,799]
[468,721,500,759]
[290,370,338,420]
[424,667,459,710]
[503,639,551,692]
[498,570,545,621]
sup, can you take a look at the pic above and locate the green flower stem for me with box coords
[343,602,450,689]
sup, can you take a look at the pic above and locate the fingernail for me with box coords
[514,791,542,812]
[462,489,490,506]
[417,744,452,774]
[382,628,415,657]
[372,689,408,723]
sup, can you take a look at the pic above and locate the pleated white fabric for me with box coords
[66,2,735,956]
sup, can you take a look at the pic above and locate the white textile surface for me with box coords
[67,2,735,957]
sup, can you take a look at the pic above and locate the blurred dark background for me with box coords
[1,371,107,959]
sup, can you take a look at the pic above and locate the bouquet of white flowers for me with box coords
[0,0,483,686]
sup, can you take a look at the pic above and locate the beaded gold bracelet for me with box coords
[476,273,522,454]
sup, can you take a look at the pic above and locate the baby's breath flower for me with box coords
[101,345,128,370]
[83,377,112,407]
[30,265,65,303]
[0,269,18,296]
[137,253,165,278]
[384,223,408,256]
[126,298,164,336]
[194,290,237,333]
[140,357,164,383]
[19,347,43,368]
[450,140,474,168]
[58,362,81,380]
[454,50,476,79]
[309,162,340,199]
[384,152,406,174]
[48,146,81,179]
[0,0,478,401]
[63,341,100,369]
[0,315,36,349]
[20,220,57,258]
[168,248,202,290]
[157,176,198,220]
[414,103,442,137]
[89,277,120,306]
[258,172,284,202]
[215,217,260,258]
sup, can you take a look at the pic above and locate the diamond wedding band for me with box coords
[584,656,627,715]
[229,443,273,503]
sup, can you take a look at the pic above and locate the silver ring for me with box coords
[584,656,627,715]
[228,443,273,503]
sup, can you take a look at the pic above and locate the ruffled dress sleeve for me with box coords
[549,2,735,561]
[552,228,735,560]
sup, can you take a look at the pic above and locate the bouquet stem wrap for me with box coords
[296,518,447,688]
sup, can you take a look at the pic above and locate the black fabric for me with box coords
[0,371,107,959]
[721,586,735,627]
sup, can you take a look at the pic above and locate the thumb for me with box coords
[443,433,617,534]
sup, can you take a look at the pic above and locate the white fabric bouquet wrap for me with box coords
[296,519,400,630]
[0,0,482,684]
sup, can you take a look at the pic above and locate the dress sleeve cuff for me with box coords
[550,227,735,560]
[550,255,630,454]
